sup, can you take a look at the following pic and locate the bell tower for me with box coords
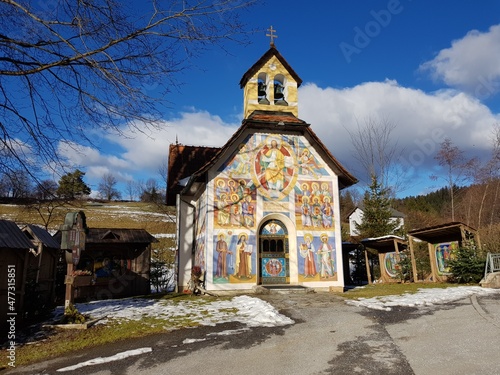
[240,26,302,119]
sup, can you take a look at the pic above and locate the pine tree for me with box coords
[56,170,91,199]
[356,175,400,238]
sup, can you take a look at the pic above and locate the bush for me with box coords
[60,303,87,324]
[448,247,486,284]
[396,252,413,283]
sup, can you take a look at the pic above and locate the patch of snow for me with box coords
[347,286,500,311]
[56,347,152,372]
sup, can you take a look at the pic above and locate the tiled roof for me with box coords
[246,110,306,124]
[166,144,220,205]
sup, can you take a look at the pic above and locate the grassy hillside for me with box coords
[0,201,176,235]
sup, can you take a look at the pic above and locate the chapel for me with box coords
[168,29,357,292]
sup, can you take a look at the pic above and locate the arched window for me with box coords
[273,74,288,106]
[257,72,269,104]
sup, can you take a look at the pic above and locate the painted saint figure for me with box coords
[241,195,255,227]
[317,233,335,278]
[300,233,317,277]
[322,196,333,228]
[260,139,285,191]
[301,196,312,228]
[216,233,232,279]
[235,233,252,278]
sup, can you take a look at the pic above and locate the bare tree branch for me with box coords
[0,0,257,182]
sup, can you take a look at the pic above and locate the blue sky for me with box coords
[60,0,500,198]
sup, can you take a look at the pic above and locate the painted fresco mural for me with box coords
[213,132,337,283]
[297,232,337,281]
[384,252,399,278]
[213,230,256,283]
[435,241,458,275]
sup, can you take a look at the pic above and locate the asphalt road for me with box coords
[7,291,500,375]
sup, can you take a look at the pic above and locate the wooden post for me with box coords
[364,249,372,284]
[428,242,438,282]
[408,236,419,282]
[65,263,74,310]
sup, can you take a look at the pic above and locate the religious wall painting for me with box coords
[218,134,257,178]
[435,241,458,275]
[297,146,328,178]
[252,135,298,200]
[214,177,256,230]
[213,230,256,284]
[262,258,287,278]
[384,252,399,278]
[297,232,337,281]
[262,221,286,235]
[295,181,334,231]
[317,233,337,280]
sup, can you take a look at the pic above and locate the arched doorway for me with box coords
[258,219,289,285]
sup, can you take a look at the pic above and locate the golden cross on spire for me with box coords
[266,25,278,46]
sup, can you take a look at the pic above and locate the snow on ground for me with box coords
[346,286,500,311]
[53,295,294,328]
[56,348,152,372]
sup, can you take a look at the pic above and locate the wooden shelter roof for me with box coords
[0,219,35,249]
[361,235,407,253]
[408,222,476,243]
[85,228,158,244]
[23,224,60,250]
[54,228,157,245]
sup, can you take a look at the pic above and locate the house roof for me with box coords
[408,222,477,243]
[347,205,406,219]
[239,46,303,88]
[174,111,357,195]
[166,143,220,206]
[23,224,60,249]
[0,219,35,249]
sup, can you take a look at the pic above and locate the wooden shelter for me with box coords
[21,224,60,314]
[0,220,59,333]
[55,227,157,301]
[361,235,408,283]
[408,222,480,282]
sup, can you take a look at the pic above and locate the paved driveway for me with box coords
[8,291,500,375]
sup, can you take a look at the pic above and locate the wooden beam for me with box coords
[408,236,419,282]
[364,248,372,285]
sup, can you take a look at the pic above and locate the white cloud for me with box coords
[298,81,499,194]
[57,82,499,198]
[420,24,500,98]
[56,111,239,193]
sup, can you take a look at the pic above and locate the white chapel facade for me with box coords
[170,36,357,292]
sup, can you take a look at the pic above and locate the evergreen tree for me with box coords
[356,175,400,238]
[56,170,91,199]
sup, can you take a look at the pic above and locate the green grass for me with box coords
[338,282,459,300]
